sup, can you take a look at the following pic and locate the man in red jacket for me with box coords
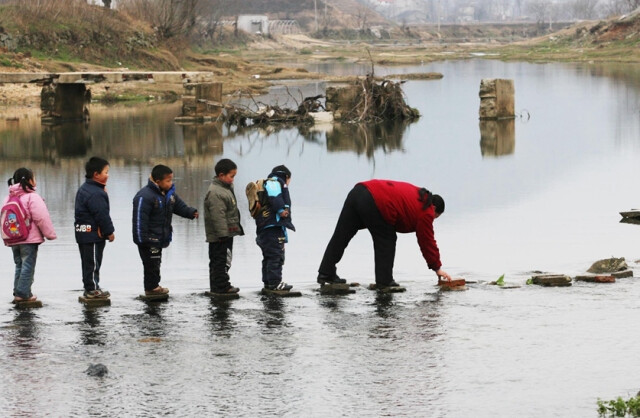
[317,180,452,288]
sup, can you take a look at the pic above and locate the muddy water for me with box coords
[1,60,640,416]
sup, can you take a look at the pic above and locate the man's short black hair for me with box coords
[271,165,291,179]
[432,194,445,215]
[85,157,109,179]
[151,164,173,181]
[215,159,237,176]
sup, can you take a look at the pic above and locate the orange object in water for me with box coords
[438,278,466,287]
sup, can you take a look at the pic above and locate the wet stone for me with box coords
[12,300,43,309]
[439,278,468,291]
[204,291,240,300]
[587,257,628,274]
[138,293,169,302]
[78,296,111,307]
[349,282,360,287]
[85,363,108,377]
[367,283,407,293]
[261,288,302,297]
[612,269,633,278]
[319,283,356,295]
[574,275,616,283]
[531,274,572,287]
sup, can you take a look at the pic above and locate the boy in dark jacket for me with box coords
[255,165,295,291]
[132,165,198,295]
[75,157,115,299]
[204,159,244,294]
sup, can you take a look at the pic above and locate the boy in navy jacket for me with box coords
[75,157,115,299]
[255,165,295,291]
[132,165,198,295]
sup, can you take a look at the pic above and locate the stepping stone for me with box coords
[261,288,302,297]
[530,274,572,287]
[367,283,407,293]
[349,282,360,287]
[574,274,616,283]
[138,293,169,302]
[319,283,356,295]
[612,269,633,278]
[12,299,43,309]
[438,278,468,291]
[498,285,521,289]
[78,296,111,307]
[204,291,240,300]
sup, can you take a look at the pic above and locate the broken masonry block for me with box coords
[261,288,302,297]
[530,274,572,287]
[204,291,240,300]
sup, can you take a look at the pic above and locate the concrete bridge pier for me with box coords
[41,83,90,123]
[176,82,223,122]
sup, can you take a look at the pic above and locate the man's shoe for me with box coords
[84,289,110,299]
[145,286,169,295]
[266,282,293,291]
[378,281,400,289]
[317,273,347,285]
[212,286,240,294]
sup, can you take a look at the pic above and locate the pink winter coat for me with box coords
[3,184,57,245]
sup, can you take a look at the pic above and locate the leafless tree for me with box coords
[568,0,600,19]
[355,4,370,32]
[119,0,201,39]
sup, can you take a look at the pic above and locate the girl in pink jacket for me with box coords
[3,168,57,302]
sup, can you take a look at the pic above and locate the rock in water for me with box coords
[587,257,628,273]
[86,363,108,377]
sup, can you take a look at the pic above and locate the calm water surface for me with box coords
[1,60,640,416]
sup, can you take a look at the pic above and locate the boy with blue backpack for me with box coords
[252,165,295,292]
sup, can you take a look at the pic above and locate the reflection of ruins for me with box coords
[479,119,515,157]
[323,121,408,158]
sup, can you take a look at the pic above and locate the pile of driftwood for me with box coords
[222,76,418,127]
[224,95,324,127]
[326,75,420,123]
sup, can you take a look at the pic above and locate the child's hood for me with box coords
[8,183,35,197]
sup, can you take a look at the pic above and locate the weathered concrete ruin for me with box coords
[479,78,515,120]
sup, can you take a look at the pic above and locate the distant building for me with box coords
[236,15,269,36]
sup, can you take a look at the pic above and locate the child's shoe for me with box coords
[145,286,169,296]
[13,295,37,302]
[266,282,293,291]
[84,289,110,299]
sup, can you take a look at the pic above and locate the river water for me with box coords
[1,60,640,416]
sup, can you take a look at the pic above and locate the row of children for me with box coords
[2,157,296,303]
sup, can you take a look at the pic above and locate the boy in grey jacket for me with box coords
[204,159,244,293]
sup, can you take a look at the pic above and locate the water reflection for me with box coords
[80,306,107,346]
[42,122,92,158]
[259,296,288,330]
[7,310,40,360]
[479,119,515,157]
[208,299,236,337]
[324,121,407,158]
[371,292,397,319]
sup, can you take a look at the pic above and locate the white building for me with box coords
[236,15,269,36]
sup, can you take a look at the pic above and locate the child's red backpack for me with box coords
[1,195,31,245]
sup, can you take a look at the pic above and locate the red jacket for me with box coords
[360,180,441,271]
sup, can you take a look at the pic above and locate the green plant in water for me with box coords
[597,395,640,417]
[496,274,505,286]
[526,278,533,285]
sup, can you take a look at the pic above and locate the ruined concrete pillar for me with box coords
[41,83,89,122]
[177,82,223,121]
[479,79,514,120]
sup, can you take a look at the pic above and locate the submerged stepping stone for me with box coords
[319,283,356,295]
[204,291,240,300]
[261,288,302,297]
[12,299,43,309]
[78,296,111,307]
[531,274,572,287]
[138,293,169,302]
[574,274,615,283]
[367,283,407,293]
